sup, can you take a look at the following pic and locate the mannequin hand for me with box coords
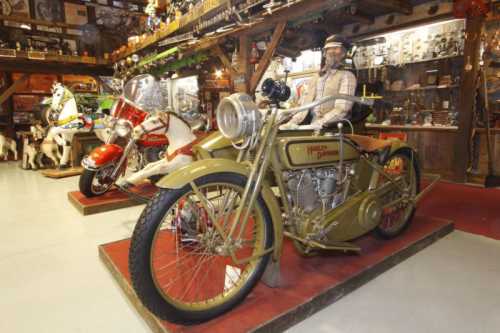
[279,123,299,130]
[297,124,322,131]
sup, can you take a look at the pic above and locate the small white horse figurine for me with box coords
[24,125,62,169]
[47,83,110,168]
[116,112,197,187]
[0,132,18,160]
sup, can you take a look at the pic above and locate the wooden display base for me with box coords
[99,215,453,333]
[41,167,83,178]
[68,183,157,216]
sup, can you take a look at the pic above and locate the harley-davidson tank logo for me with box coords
[307,145,339,159]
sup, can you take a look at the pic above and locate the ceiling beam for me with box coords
[212,45,237,76]
[0,59,112,76]
[0,15,83,30]
[349,11,375,25]
[249,21,287,93]
[361,0,413,15]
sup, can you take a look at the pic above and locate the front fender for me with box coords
[82,144,123,169]
[157,158,283,261]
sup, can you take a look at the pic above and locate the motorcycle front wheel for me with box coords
[79,163,117,197]
[129,172,274,324]
[375,148,420,239]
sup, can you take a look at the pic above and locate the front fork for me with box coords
[110,138,136,180]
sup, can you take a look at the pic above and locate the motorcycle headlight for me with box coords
[115,119,132,137]
[216,93,262,141]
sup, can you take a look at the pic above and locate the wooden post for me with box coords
[454,14,484,182]
[233,35,251,93]
[249,21,287,94]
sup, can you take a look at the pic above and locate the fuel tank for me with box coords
[192,131,238,161]
[277,133,360,170]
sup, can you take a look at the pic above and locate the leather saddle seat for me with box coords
[346,134,392,153]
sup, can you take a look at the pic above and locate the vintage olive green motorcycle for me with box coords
[129,79,430,324]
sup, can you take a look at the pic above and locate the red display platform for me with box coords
[99,215,453,333]
[68,183,157,215]
[418,181,500,240]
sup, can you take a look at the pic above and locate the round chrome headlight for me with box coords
[115,119,132,137]
[216,93,262,141]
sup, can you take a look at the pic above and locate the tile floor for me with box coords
[1,162,499,333]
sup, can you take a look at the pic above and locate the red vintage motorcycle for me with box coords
[79,75,169,197]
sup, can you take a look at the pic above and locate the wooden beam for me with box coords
[0,15,83,30]
[233,35,251,93]
[0,74,28,105]
[249,22,286,94]
[0,60,112,76]
[454,15,484,182]
[349,11,375,25]
[212,45,237,76]
[361,0,413,15]
[119,0,354,61]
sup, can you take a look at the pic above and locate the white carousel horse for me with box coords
[116,112,197,187]
[47,83,110,168]
[0,133,18,160]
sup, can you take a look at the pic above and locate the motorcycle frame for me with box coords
[193,105,420,265]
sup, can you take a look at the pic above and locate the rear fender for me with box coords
[387,139,410,155]
[156,159,284,261]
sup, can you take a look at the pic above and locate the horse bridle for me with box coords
[139,112,170,134]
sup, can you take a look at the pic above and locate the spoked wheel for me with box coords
[375,148,420,239]
[129,172,273,324]
[79,163,117,197]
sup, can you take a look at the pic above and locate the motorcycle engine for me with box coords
[284,165,352,214]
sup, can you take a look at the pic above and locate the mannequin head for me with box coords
[321,35,349,73]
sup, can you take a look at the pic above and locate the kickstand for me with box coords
[261,259,281,288]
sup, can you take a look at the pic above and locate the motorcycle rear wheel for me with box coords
[375,148,420,239]
[129,172,274,324]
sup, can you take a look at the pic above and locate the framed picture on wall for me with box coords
[64,2,88,35]
[3,0,31,28]
[12,73,58,94]
[62,75,98,92]
[34,0,63,22]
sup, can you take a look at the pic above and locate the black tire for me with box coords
[79,168,113,197]
[374,148,420,239]
[129,172,274,324]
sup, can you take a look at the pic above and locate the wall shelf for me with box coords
[384,84,460,93]
[365,123,458,132]
[356,55,462,70]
